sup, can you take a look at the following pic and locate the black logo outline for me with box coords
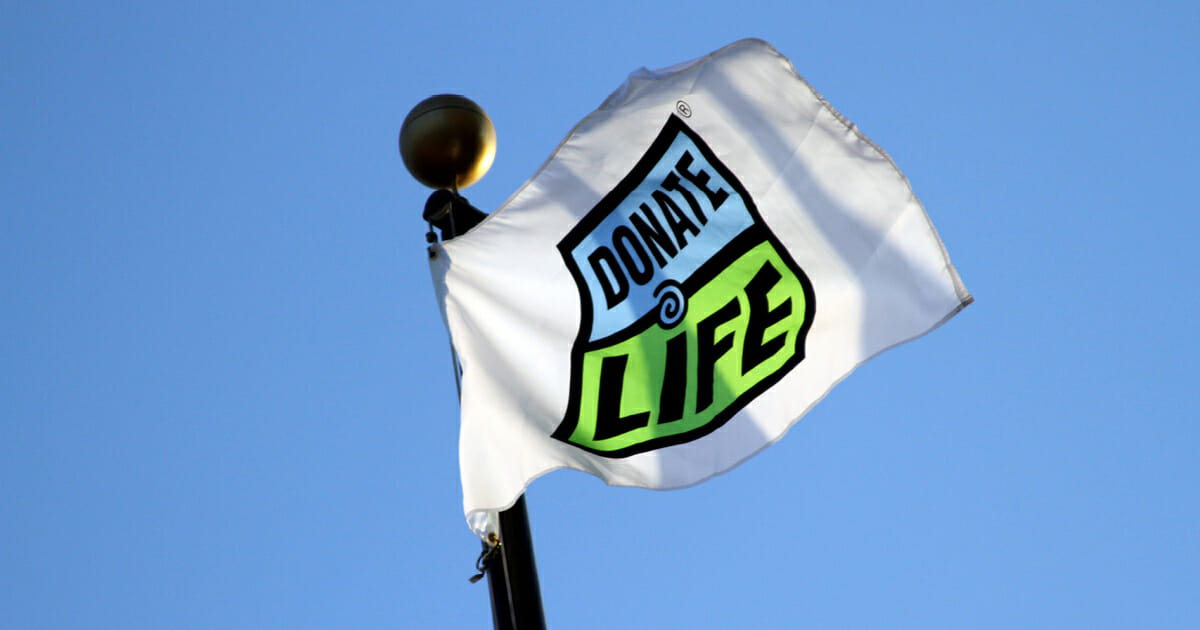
[553,114,816,458]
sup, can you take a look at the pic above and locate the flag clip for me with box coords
[468,532,501,584]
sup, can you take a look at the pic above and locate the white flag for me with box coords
[428,38,971,538]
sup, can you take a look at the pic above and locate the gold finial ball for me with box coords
[399,94,496,190]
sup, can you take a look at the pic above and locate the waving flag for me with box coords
[428,38,971,537]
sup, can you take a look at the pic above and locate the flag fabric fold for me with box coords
[428,38,971,538]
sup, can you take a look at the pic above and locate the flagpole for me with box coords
[400,95,547,630]
[495,495,546,630]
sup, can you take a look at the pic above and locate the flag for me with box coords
[428,38,972,538]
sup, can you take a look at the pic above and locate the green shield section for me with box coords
[565,241,811,454]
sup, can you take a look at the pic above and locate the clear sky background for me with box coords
[3,2,1198,628]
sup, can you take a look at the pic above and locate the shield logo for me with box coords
[554,115,816,457]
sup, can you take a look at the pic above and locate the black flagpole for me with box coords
[401,95,547,630]
[494,495,545,630]
[424,190,547,630]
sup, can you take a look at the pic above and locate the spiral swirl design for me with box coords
[653,281,687,328]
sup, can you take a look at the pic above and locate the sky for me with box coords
[2,2,1198,628]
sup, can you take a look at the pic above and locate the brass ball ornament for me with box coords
[399,94,496,191]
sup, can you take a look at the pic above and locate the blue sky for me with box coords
[3,2,1198,628]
